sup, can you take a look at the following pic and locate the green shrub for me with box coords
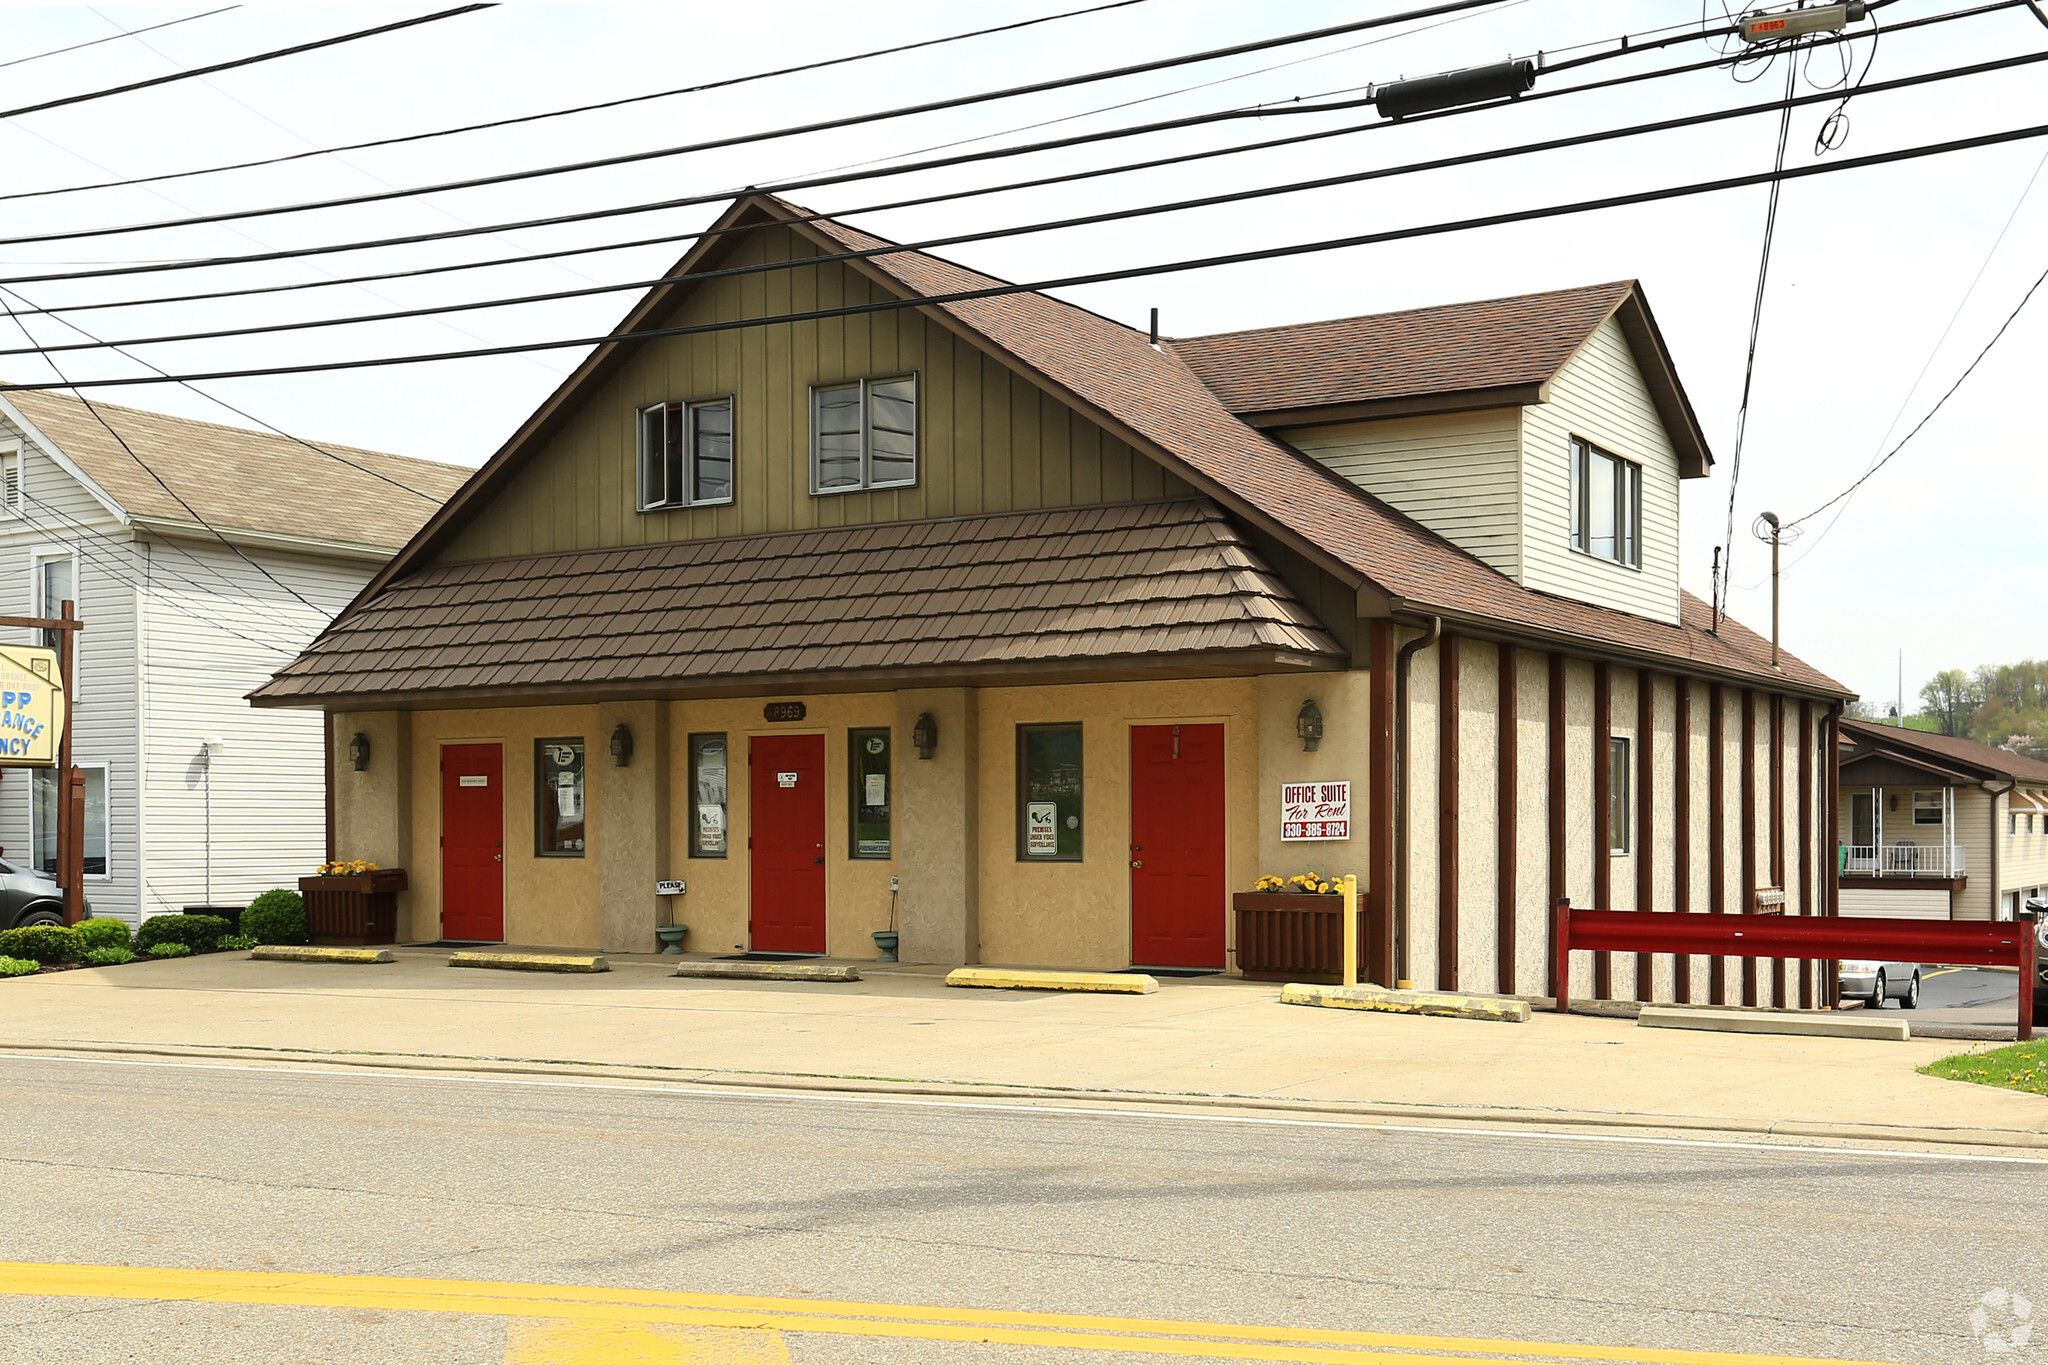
[134,913,230,953]
[240,889,309,946]
[219,934,257,951]
[0,924,80,965]
[83,946,135,966]
[0,956,39,977]
[74,917,132,951]
[146,942,192,959]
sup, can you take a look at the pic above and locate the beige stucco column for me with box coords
[329,711,416,936]
[596,700,669,954]
[893,688,979,965]
[1257,670,1372,881]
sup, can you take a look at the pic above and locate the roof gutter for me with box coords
[1393,613,1441,987]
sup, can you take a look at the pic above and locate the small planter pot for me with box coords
[871,929,900,963]
[655,924,689,955]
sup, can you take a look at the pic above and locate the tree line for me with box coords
[1848,659,2048,751]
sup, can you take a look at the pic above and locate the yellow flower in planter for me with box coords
[316,859,380,877]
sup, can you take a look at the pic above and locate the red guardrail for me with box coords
[1553,898,2037,1040]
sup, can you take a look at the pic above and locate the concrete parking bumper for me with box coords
[447,952,608,974]
[1280,982,1532,1023]
[672,961,860,983]
[1638,1006,1910,1041]
[247,946,395,965]
[946,967,1158,994]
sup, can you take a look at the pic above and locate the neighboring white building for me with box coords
[0,389,467,922]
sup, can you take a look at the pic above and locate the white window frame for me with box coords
[635,396,735,512]
[31,760,110,882]
[810,373,919,496]
[29,548,77,698]
[0,440,20,518]
[1568,436,1643,570]
[1913,789,1945,826]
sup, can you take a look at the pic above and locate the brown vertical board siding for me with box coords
[1825,709,1842,1007]
[1636,671,1655,1001]
[1740,689,1758,1007]
[1438,632,1460,991]
[1369,620,1397,988]
[323,712,336,866]
[428,222,1190,565]
[1770,693,1787,1005]
[1673,677,1692,1003]
[1547,652,1567,999]
[1709,681,1726,1006]
[1592,661,1611,999]
[1497,645,1518,995]
[1798,698,1814,1010]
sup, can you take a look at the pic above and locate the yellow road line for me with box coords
[0,1262,1907,1365]
[506,1319,792,1364]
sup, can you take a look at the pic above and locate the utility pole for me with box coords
[1759,512,1781,667]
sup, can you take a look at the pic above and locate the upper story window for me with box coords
[812,374,917,494]
[34,552,73,651]
[1569,437,1641,569]
[637,398,733,511]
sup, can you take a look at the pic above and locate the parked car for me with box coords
[1838,959,1920,1009]
[0,859,69,930]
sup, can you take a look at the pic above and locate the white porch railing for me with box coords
[1842,843,1967,877]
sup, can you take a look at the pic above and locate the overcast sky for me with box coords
[0,0,2040,706]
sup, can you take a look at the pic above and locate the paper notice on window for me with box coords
[864,773,886,807]
[555,771,583,822]
[1025,800,1058,855]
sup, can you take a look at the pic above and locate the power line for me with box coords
[0,297,323,613]
[1785,259,2048,529]
[1715,50,1800,629]
[0,0,2001,295]
[8,116,2046,393]
[0,6,239,73]
[0,5,492,124]
[0,282,450,503]
[0,0,1506,249]
[10,49,2039,364]
[0,0,1153,208]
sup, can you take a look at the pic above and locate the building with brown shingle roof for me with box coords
[255,194,1853,1004]
[0,389,465,924]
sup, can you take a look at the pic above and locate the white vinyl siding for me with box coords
[1840,887,1951,919]
[1283,408,1522,578]
[1521,317,1683,625]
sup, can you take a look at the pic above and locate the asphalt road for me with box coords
[1867,966,2021,1036]
[0,1053,2042,1364]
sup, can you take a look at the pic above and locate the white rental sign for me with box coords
[1280,781,1350,841]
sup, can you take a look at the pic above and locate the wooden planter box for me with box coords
[298,870,408,946]
[1234,892,1361,983]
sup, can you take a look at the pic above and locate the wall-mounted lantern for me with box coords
[912,712,939,760]
[347,732,371,772]
[1296,699,1323,752]
[610,723,634,767]
[1887,792,1899,812]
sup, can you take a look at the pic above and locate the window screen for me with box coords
[1018,724,1083,860]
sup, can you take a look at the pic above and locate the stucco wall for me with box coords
[975,676,1260,971]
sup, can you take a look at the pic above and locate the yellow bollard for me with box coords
[1340,874,1359,987]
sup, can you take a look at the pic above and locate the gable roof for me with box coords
[2,389,470,554]
[1840,718,2048,784]
[1168,282,1712,478]
[253,499,1342,707]
[330,193,1845,700]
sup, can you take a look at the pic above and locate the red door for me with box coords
[1130,723,1227,969]
[750,734,826,953]
[441,743,504,942]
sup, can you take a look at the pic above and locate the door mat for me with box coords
[1122,966,1224,978]
[718,952,826,962]
[415,940,502,948]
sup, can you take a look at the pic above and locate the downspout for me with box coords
[1393,615,1441,987]
[1990,780,2017,918]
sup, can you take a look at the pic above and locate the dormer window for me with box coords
[637,398,733,510]
[1569,437,1640,568]
[812,374,917,494]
